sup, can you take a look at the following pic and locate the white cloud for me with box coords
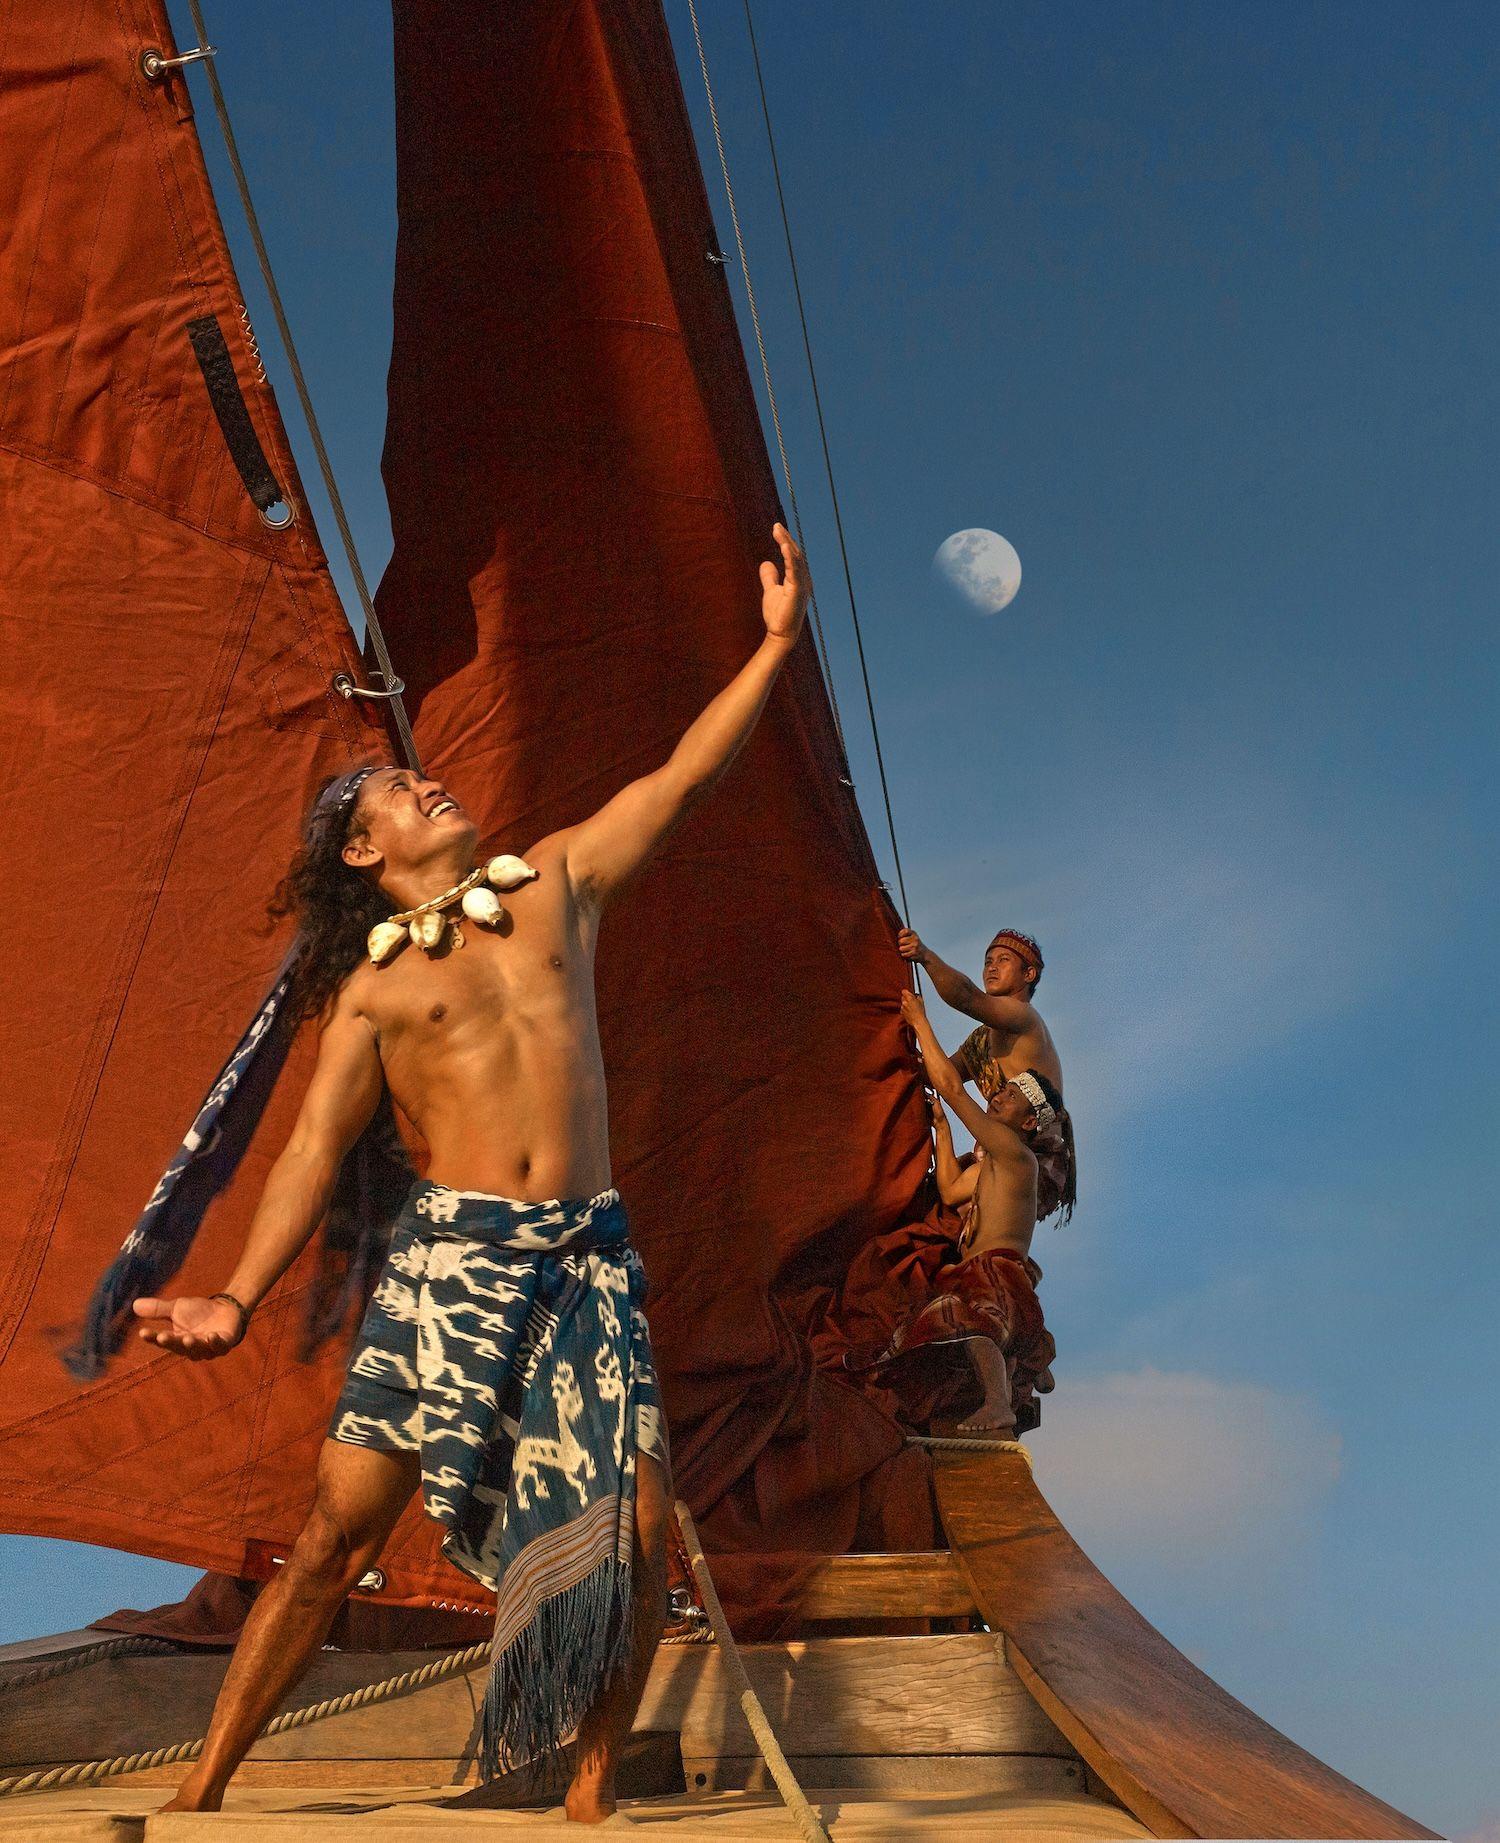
[1029,1366,1342,1568]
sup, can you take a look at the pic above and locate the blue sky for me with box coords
[3,3,1495,1834]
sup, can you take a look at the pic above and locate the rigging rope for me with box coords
[674,1500,833,1843]
[684,0,913,924]
[682,0,849,777]
[0,1635,180,1697]
[181,0,421,774]
[0,1639,489,1798]
[738,0,913,926]
[907,1434,1035,1461]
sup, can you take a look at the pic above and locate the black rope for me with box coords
[182,0,421,773]
[739,0,912,925]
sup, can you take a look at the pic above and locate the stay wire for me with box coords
[182,0,421,774]
[682,0,850,776]
[737,0,912,927]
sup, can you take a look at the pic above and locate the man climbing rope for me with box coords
[859,990,1061,1438]
[897,925,1075,1223]
[96,526,807,1822]
[841,928,1075,1439]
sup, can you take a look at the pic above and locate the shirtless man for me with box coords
[127,525,808,1821]
[891,987,1060,1435]
[897,925,1074,1224]
[897,926,1062,1095]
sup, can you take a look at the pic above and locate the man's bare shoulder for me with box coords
[332,957,389,1030]
[519,829,572,870]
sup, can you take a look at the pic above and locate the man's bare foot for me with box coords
[155,1774,225,1814]
[950,1337,1016,1437]
[564,1781,624,1824]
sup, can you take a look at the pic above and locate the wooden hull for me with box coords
[0,1448,1434,1838]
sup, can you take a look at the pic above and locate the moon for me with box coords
[933,528,1022,614]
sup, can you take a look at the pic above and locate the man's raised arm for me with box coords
[897,929,1033,1034]
[562,524,808,906]
[901,989,1025,1163]
[131,994,385,1359]
[929,1090,980,1208]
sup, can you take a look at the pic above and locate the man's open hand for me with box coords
[759,523,808,644]
[132,1293,246,1360]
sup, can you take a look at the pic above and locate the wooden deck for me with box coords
[0,1782,1152,1840]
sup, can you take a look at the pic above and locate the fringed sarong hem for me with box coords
[478,1552,636,1782]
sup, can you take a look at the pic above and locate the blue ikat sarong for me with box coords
[330,1181,666,1777]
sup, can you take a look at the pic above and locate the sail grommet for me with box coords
[333,671,408,703]
[139,44,217,83]
[258,497,295,530]
[706,248,729,265]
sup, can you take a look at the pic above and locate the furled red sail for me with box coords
[372,0,936,1612]
[0,2,408,1583]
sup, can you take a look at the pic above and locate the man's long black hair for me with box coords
[267,770,414,1355]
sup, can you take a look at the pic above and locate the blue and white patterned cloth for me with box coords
[329,1180,666,1776]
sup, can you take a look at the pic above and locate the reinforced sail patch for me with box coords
[187,313,283,514]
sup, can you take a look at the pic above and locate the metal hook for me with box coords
[706,249,729,266]
[333,671,407,703]
[139,44,216,83]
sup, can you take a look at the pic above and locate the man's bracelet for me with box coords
[210,1291,252,1336]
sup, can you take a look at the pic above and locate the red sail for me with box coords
[374,0,936,1609]
[0,0,934,1626]
[0,3,404,1583]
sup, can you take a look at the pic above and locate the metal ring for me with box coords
[258,496,295,530]
[139,44,216,83]
[333,671,407,703]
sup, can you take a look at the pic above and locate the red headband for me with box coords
[988,929,1044,981]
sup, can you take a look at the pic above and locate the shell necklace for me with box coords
[366,854,538,964]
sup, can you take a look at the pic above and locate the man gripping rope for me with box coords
[843,927,1075,1440]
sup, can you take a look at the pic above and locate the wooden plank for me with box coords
[0,1651,474,1768]
[796,1552,976,1621]
[3,1635,1069,1772]
[0,1628,117,1671]
[935,1445,1438,1840]
[681,1752,1087,1797]
[636,1633,1067,1760]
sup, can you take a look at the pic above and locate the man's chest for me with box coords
[368,888,591,1038]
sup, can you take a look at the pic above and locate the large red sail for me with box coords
[374,0,935,1603]
[0,3,403,1582]
[0,0,934,1626]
